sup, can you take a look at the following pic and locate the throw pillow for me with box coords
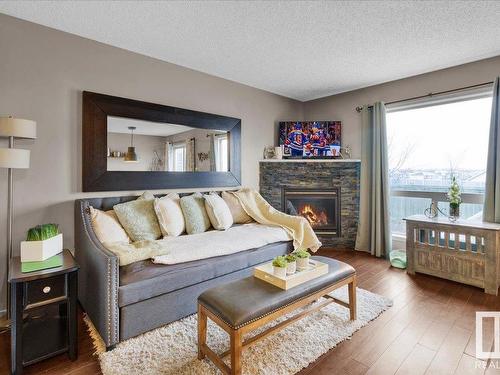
[113,197,162,242]
[154,193,186,237]
[180,193,211,234]
[222,191,253,224]
[204,192,233,230]
[89,207,130,244]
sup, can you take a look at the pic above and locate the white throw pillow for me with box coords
[89,207,130,244]
[154,193,186,237]
[221,191,253,224]
[204,193,234,230]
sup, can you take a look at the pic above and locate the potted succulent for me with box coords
[294,249,311,270]
[285,254,297,275]
[447,176,461,219]
[272,255,287,278]
[20,224,63,262]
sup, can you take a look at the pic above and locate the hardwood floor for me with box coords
[1,250,499,375]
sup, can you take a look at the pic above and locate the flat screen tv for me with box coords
[278,121,341,158]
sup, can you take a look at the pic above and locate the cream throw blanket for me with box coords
[233,188,322,252]
[104,223,290,266]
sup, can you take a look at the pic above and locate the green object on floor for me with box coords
[21,253,63,273]
[389,250,407,269]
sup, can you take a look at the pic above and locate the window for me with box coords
[215,135,228,172]
[171,142,186,172]
[387,91,492,236]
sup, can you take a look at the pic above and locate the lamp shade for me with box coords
[0,148,30,169]
[0,117,37,139]
[124,146,138,162]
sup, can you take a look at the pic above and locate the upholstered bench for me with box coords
[197,256,356,375]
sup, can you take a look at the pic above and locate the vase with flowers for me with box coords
[447,176,461,220]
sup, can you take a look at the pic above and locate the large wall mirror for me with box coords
[82,91,241,191]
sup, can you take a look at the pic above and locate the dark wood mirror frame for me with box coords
[82,91,241,192]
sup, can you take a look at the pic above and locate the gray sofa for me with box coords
[74,194,293,349]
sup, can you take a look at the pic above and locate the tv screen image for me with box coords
[278,121,341,158]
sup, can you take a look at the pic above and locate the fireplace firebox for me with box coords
[282,187,340,236]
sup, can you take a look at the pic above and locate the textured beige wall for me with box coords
[303,55,500,159]
[0,14,303,310]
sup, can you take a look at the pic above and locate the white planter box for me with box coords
[21,233,63,262]
[296,257,310,271]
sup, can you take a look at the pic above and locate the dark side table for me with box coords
[8,249,79,375]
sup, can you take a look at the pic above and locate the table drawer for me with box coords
[24,274,67,307]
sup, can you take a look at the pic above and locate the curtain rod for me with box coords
[355,81,493,113]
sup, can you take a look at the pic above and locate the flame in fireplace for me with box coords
[298,204,328,227]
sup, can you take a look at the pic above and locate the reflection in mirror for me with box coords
[106,116,229,172]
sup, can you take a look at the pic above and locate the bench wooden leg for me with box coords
[198,304,207,360]
[230,329,242,375]
[348,275,357,320]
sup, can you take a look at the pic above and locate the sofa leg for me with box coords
[106,344,116,352]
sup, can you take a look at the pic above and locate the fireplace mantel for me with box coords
[259,159,361,163]
[260,160,360,248]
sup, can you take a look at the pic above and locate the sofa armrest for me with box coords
[74,200,119,348]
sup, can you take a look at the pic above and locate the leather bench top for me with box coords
[198,256,355,329]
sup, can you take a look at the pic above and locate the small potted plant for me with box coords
[285,254,297,275]
[272,255,287,277]
[294,249,311,270]
[447,176,461,219]
[20,224,63,262]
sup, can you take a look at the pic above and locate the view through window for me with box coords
[387,95,492,235]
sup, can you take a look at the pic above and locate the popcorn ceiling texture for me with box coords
[1,1,500,100]
[87,286,391,375]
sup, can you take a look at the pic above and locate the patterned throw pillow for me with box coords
[180,193,212,234]
[113,194,162,242]
[221,191,253,224]
[89,207,130,244]
[154,193,186,237]
[204,192,233,230]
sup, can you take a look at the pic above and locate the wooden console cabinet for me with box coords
[405,215,500,295]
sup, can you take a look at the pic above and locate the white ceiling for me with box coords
[1,1,500,101]
[107,117,194,137]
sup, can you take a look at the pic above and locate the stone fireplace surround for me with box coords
[259,159,361,248]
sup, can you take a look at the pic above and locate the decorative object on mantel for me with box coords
[274,145,283,159]
[0,115,36,322]
[263,145,276,159]
[447,176,461,220]
[339,145,352,159]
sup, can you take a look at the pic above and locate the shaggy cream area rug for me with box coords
[86,286,391,375]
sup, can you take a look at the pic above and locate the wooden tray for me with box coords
[254,259,329,290]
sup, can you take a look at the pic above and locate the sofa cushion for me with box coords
[89,207,130,244]
[118,240,293,307]
[204,192,233,230]
[222,191,253,224]
[114,194,162,242]
[154,193,185,237]
[180,193,211,234]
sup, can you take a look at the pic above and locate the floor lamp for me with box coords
[0,116,36,323]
